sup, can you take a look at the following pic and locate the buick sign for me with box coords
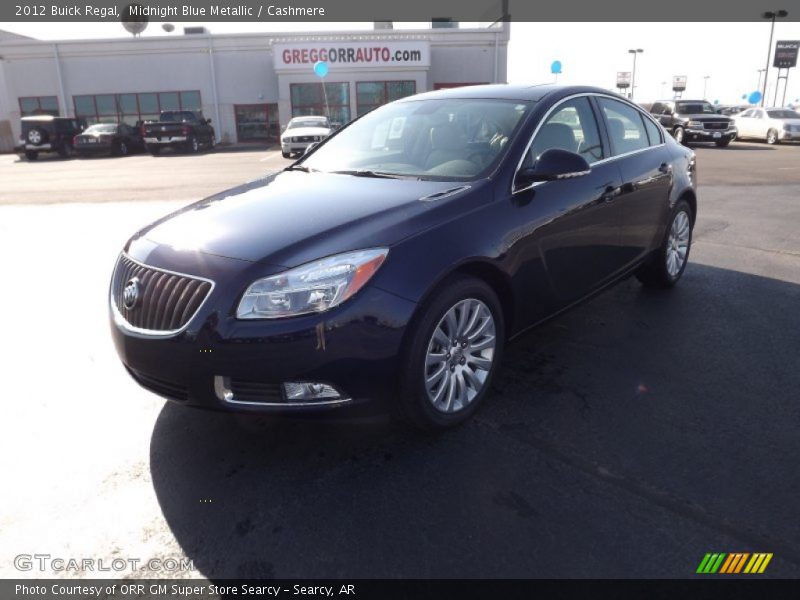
[123,277,140,310]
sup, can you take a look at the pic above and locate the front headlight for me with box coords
[687,120,704,129]
[236,248,389,319]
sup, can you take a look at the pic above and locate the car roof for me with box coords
[291,116,328,120]
[399,83,622,103]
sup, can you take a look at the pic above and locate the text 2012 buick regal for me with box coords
[110,84,697,430]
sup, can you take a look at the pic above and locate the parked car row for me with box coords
[16,111,217,160]
[640,99,800,147]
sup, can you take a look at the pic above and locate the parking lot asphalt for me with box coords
[1,140,799,579]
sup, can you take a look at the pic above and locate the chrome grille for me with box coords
[112,254,213,333]
[703,121,730,130]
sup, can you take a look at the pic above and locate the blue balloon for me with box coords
[313,61,329,78]
[748,90,762,104]
[550,60,562,74]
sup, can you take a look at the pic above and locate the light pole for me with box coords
[661,81,667,97]
[628,49,643,100]
[761,10,788,106]
[703,75,710,99]
[757,68,767,92]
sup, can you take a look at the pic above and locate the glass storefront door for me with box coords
[235,104,279,142]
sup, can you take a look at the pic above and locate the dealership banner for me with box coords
[273,41,430,71]
[4,0,800,21]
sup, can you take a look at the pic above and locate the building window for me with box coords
[19,96,59,117]
[356,81,416,117]
[235,104,279,142]
[290,82,350,127]
[73,91,202,125]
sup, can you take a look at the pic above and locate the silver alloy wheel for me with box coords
[666,210,691,277]
[192,137,199,152]
[766,129,777,144]
[28,129,42,144]
[424,298,496,414]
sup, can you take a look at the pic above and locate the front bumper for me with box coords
[281,141,316,154]
[110,248,417,414]
[779,130,800,141]
[76,143,113,154]
[684,128,737,142]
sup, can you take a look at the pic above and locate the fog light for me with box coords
[283,382,343,402]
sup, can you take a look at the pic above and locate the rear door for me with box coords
[512,95,626,309]
[596,96,673,267]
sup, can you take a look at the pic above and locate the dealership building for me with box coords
[0,23,509,152]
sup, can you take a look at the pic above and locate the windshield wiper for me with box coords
[284,164,315,172]
[330,169,420,180]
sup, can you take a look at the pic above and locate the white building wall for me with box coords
[0,26,509,149]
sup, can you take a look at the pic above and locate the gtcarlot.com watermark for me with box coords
[14,553,194,573]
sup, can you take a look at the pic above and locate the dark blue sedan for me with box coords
[110,84,697,430]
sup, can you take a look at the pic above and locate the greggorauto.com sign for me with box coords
[274,41,431,71]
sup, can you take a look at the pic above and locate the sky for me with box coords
[1,21,799,105]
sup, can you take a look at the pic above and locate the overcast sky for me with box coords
[2,21,799,104]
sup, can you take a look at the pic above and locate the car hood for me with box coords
[679,113,732,121]
[134,171,477,267]
[283,127,331,137]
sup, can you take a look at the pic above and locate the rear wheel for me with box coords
[24,150,38,160]
[398,275,504,430]
[766,129,779,145]
[636,199,693,288]
[187,135,199,153]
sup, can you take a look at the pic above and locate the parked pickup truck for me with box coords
[141,111,215,155]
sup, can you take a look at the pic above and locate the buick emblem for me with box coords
[123,277,141,310]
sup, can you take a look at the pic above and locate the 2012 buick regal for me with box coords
[110,85,697,429]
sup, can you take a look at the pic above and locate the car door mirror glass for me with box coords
[516,148,591,188]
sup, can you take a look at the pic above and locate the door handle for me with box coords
[600,185,621,202]
[658,162,673,175]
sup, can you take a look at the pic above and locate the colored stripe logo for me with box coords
[696,553,773,574]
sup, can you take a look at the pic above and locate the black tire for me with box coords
[148,146,161,156]
[26,127,48,146]
[636,199,694,288]
[715,138,731,147]
[397,275,505,431]
[282,151,291,158]
[186,135,199,153]
[673,126,686,145]
[117,140,129,156]
[766,129,779,145]
[24,150,38,161]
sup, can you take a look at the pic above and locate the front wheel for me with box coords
[398,276,504,430]
[636,199,693,288]
[24,150,38,160]
[766,129,779,145]
[715,138,731,147]
[673,126,686,145]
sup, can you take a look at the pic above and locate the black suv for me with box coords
[647,100,736,147]
[17,115,86,160]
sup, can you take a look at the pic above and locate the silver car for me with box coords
[280,116,333,157]
[733,107,800,144]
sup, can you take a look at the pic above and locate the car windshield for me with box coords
[300,98,532,181]
[767,109,800,119]
[161,111,197,122]
[84,124,117,134]
[675,102,718,115]
[288,118,329,129]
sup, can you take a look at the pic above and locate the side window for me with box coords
[598,97,649,156]
[641,114,663,146]
[740,109,753,118]
[524,96,604,168]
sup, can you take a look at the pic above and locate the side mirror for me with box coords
[516,148,591,187]
[304,142,318,155]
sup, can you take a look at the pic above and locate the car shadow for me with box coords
[149,263,800,578]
